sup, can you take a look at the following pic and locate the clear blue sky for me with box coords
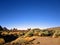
[0,0,60,29]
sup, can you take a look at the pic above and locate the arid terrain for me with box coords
[0,26,60,45]
[33,37,60,45]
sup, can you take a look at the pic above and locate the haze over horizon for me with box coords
[0,0,60,29]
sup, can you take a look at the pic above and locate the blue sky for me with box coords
[0,0,60,29]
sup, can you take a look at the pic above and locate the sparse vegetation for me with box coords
[0,25,60,45]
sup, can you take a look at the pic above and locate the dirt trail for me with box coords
[33,37,60,45]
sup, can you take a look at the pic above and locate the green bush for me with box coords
[39,30,53,36]
[24,30,34,37]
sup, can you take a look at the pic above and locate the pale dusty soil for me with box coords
[32,37,60,45]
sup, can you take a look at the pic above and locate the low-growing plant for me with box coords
[37,41,40,44]
[1,31,9,36]
[39,30,51,36]
[0,38,5,44]
[52,30,60,38]
[24,30,34,37]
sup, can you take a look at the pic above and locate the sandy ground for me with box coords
[32,37,60,45]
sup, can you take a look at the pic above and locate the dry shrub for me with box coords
[11,36,36,45]
[52,30,59,38]
[24,37,33,41]
[52,33,57,38]
[25,36,37,41]
[0,38,5,44]
[11,37,25,44]
[37,42,40,44]
[1,32,8,36]
[9,32,16,35]
[38,32,42,36]
[9,32,23,37]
